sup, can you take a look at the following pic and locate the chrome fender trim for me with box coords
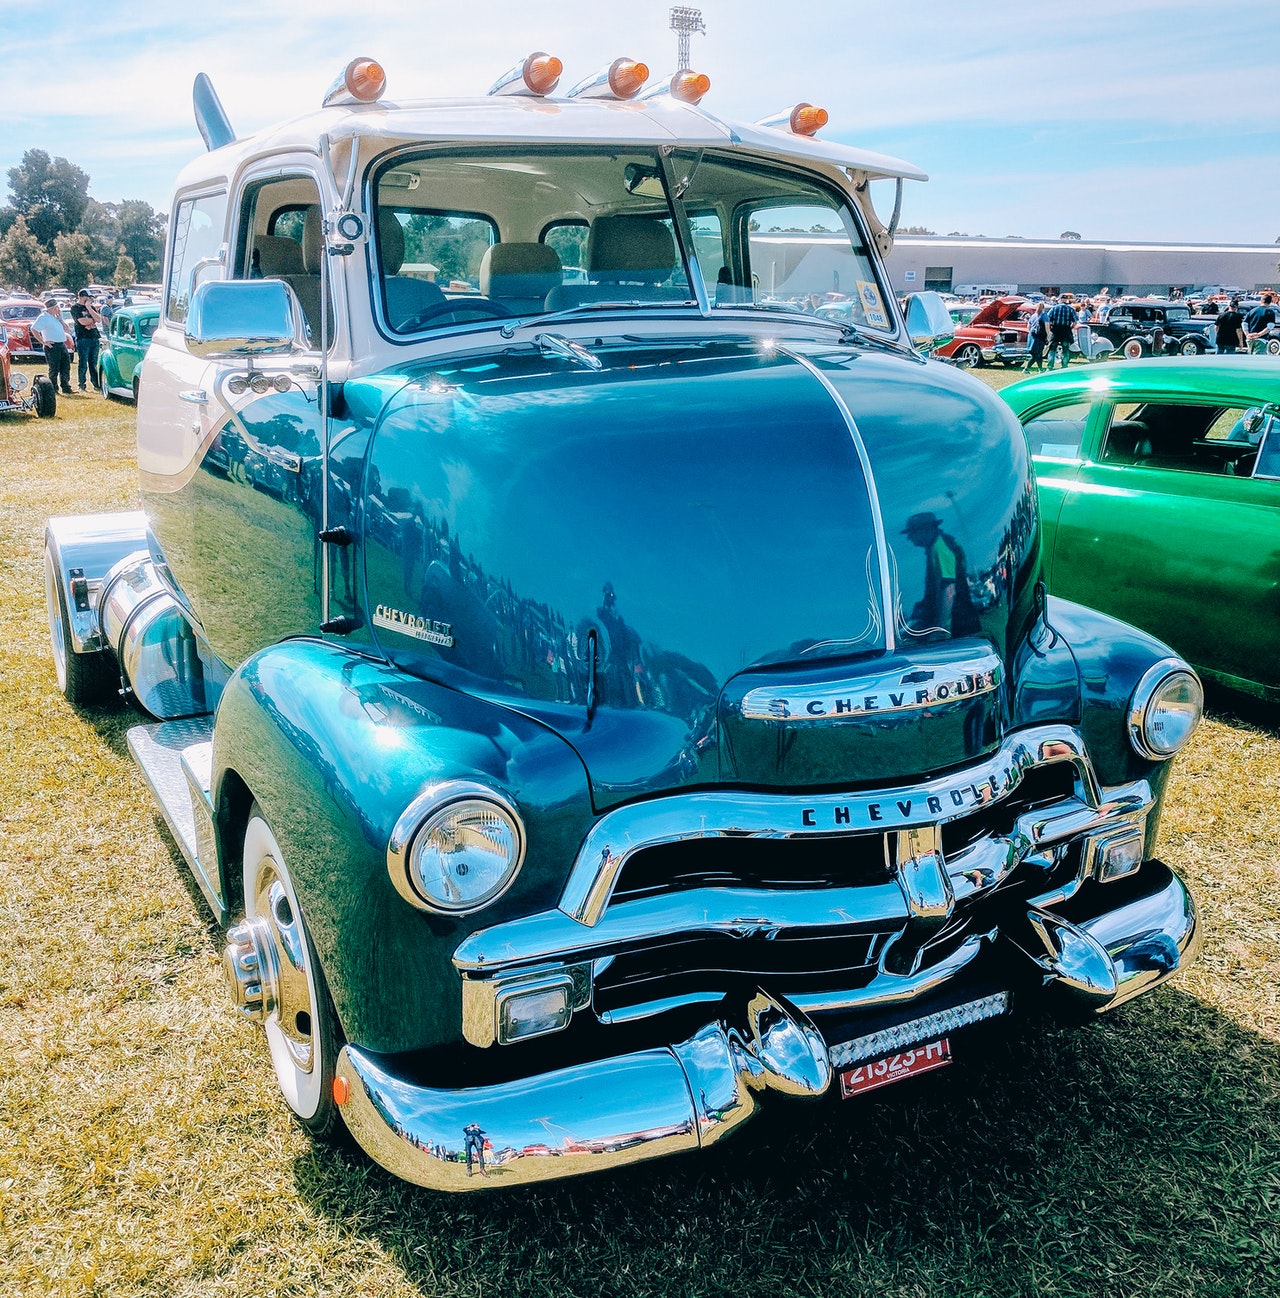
[335,990,829,1191]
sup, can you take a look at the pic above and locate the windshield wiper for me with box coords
[498,299,697,339]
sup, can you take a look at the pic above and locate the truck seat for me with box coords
[253,235,305,279]
[377,210,445,330]
[545,216,685,310]
[478,243,562,315]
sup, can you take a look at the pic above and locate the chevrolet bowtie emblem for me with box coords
[899,670,935,685]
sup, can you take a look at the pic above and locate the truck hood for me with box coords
[359,337,1039,808]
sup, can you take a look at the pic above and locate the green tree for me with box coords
[113,252,137,288]
[116,200,166,281]
[1060,230,1082,240]
[0,216,53,291]
[6,149,91,250]
[54,231,95,292]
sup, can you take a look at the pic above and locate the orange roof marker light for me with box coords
[488,51,564,98]
[639,69,711,105]
[565,57,649,101]
[757,103,829,137]
[322,57,387,108]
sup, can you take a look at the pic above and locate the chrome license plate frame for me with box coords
[838,1037,952,1098]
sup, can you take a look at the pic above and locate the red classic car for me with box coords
[0,325,56,416]
[0,297,47,360]
[933,296,1032,368]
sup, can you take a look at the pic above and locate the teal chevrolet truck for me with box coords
[44,54,1204,1190]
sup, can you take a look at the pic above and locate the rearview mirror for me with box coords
[184,279,309,359]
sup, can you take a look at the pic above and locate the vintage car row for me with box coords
[0,325,57,417]
[44,55,1204,1191]
[1085,299,1216,359]
[0,297,45,359]
[1004,356,1280,702]
[98,302,159,401]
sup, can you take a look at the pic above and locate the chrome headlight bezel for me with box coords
[1127,659,1203,760]
[387,781,526,915]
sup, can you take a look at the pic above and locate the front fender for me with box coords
[211,638,594,1054]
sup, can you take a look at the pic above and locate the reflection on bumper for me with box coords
[336,861,1199,1191]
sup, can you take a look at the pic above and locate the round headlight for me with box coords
[388,783,525,914]
[11,371,29,392]
[1128,660,1203,759]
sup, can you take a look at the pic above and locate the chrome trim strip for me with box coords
[1126,656,1202,759]
[781,347,897,654]
[455,881,908,973]
[739,651,1001,721]
[558,724,1097,927]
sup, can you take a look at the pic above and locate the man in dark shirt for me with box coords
[1245,293,1277,350]
[71,289,102,392]
[1044,297,1079,370]
[1215,298,1246,353]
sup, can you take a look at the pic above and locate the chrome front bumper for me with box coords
[334,860,1199,1191]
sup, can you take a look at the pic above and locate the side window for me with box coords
[687,211,725,288]
[1254,423,1280,479]
[1103,402,1252,474]
[544,221,587,280]
[1023,402,1090,459]
[235,175,328,348]
[165,191,228,324]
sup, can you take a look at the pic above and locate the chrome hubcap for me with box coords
[249,855,316,1074]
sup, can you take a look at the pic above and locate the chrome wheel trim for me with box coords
[956,343,981,368]
[1179,338,1199,356]
[1267,339,1280,356]
[99,366,111,398]
[44,549,69,693]
[1122,339,1144,360]
[243,814,324,1120]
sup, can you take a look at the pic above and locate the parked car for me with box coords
[98,303,160,400]
[0,298,46,359]
[0,325,57,417]
[930,295,1030,367]
[44,55,1203,1192]
[1088,299,1216,359]
[1004,356,1279,701]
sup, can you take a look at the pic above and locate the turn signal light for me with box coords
[671,70,711,103]
[489,51,563,97]
[567,57,649,100]
[758,102,830,136]
[609,58,649,99]
[332,1076,350,1106]
[323,57,387,107]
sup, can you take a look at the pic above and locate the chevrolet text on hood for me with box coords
[43,54,1205,1190]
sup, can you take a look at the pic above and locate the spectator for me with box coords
[1022,302,1048,372]
[1044,296,1079,370]
[1215,297,1246,354]
[71,289,103,393]
[32,297,74,396]
[1245,292,1277,349]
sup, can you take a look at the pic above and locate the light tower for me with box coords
[669,6,705,71]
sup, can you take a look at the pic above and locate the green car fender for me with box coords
[99,347,121,390]
[210,638,595,1055]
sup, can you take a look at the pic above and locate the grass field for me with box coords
[1,359,1277,1297]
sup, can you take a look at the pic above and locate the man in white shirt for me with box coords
[33,298,74,395]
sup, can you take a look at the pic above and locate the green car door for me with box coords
[1048,398,1280,698]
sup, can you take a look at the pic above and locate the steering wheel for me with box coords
[398,298,513,332]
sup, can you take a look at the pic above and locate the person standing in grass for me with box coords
[1044,296,1079,370]
[71,290,103,393]
[1022,302,1048,373]
[1215,297,1246,354]
[32,298,73,396]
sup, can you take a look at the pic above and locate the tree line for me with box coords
[0,149,165,293]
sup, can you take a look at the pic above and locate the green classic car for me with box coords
[99,303,159,401]
[1004,357,1280,702]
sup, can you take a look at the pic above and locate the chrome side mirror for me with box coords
[184,279,308,359]
[904,291,956,353]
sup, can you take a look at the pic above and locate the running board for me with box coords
[127,717,225,924]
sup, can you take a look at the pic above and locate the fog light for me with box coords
[1090,825,1145,883]
[497,979,572,1043]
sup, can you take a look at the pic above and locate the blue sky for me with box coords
[2,0,1277,244]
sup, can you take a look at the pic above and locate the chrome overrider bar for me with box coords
[334,862,1199,1191]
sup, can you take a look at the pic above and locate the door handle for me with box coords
[180,390,209,404]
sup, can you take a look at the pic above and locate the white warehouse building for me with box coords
[883,234,1280,297]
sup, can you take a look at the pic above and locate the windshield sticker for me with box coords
[374,604,455,648]
[857,281,888,328]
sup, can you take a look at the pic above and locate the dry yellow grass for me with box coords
[0,362,1277,1297]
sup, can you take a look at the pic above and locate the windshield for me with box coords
[371,147,892,336]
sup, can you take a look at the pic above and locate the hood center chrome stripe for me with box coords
[778,348,896,653]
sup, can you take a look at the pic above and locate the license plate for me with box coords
[838,1037,952,1098]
